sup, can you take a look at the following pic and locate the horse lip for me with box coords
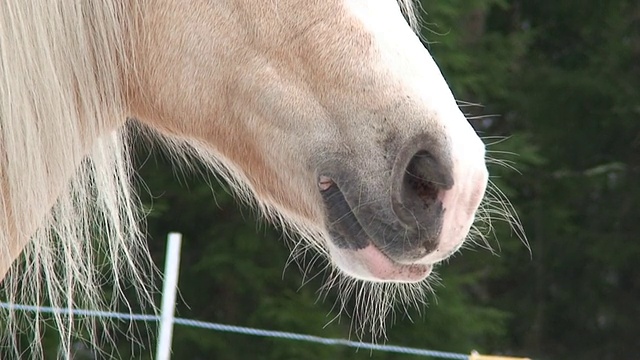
[332,242,434,282]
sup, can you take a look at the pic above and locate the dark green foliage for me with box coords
[420,1,640,359]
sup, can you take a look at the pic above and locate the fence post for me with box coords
[155,232,182,360]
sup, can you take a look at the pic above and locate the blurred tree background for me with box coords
[36,0,640,358]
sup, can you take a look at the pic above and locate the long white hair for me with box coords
[0,2,154,358]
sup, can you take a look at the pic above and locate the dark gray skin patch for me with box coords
[347,195,444,259]
[321,184,370,250]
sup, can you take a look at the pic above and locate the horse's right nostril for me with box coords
[402,151,447,209]
[403,150,454,210]
[391,149,454,253]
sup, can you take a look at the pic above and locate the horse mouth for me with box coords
[318,176,434,282]
[328,235,434,282]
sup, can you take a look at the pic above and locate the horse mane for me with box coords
[0,2,154,357]
[0,0,420,357]
[397,0,422,33]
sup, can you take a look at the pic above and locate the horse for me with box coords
[0,0,507,357]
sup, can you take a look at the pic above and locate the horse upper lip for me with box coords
[332,243,434,282]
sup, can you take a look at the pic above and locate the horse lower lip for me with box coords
[333,244,433,282]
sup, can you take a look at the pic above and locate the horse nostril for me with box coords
[392,149,454,251]
[403,150,453,210]
[405,152,440,208]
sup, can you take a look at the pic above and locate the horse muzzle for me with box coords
[318,132,488,283]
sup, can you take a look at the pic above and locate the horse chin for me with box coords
[328,242,433,283]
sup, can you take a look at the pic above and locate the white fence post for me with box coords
[155,232,182,360]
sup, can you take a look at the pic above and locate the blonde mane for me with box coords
[1,2,154,358]
[398,0,421,32]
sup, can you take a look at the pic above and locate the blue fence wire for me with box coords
[0,302,467,359]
